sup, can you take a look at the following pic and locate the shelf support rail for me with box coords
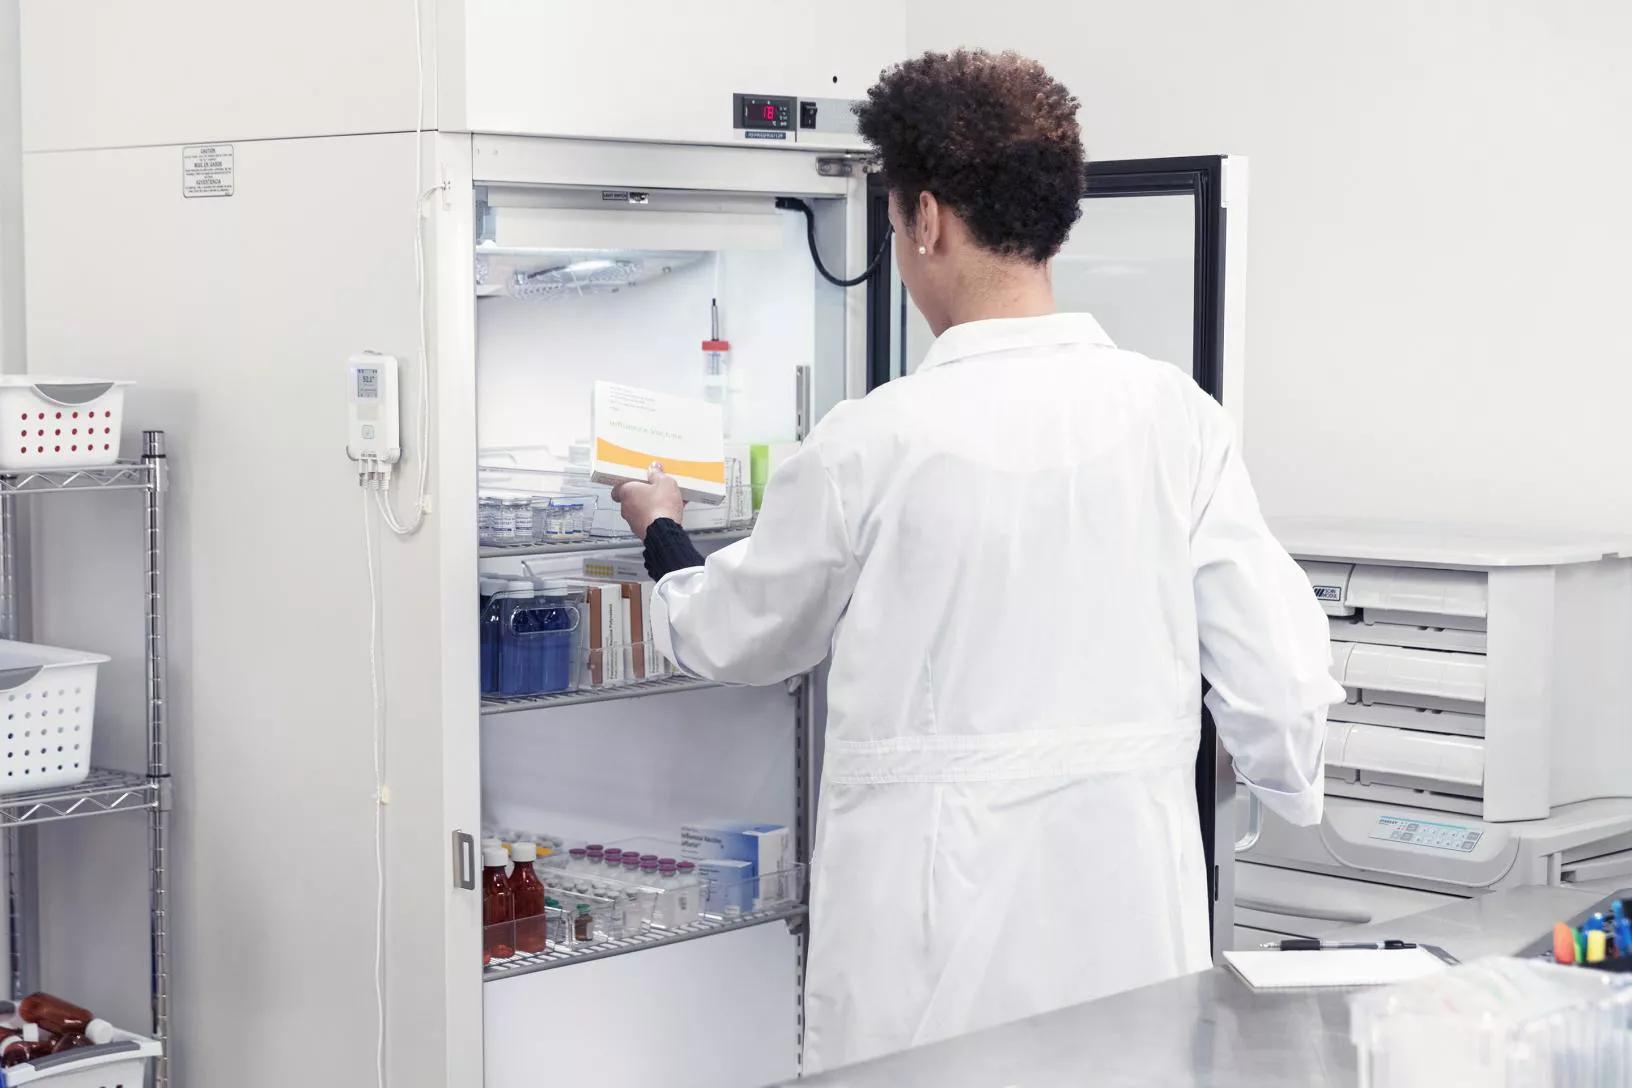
[143,431,171,1088]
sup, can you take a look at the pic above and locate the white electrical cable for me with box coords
[375,0,438,539]
[364,491,387,1088]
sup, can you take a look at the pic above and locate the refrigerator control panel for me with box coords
[1369,814,1484,853]
[734,93,796,138]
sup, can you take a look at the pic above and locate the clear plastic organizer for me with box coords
[477,457,755,548]
[478,583,681,701]
[1351,957,1632,1088]
[0,377,131,472]
[484,856,807,965]
[0,640,109,796]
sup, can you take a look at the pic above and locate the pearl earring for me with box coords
[918,245,927,256]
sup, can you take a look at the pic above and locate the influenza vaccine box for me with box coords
[590,381,725,505]
[681,821,791,877]
[683,821,792,907]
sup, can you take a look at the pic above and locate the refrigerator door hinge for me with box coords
[816,155,874,178]
[452,830,477,891]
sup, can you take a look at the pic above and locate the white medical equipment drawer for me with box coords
[1285,525,1632,823]
[1234,862,1462,940]
[1326,721,1484,797]
[1329,643,1486,710]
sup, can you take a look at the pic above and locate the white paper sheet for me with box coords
[1223,947,1449,990]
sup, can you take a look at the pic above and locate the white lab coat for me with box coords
[650,313,1341,1073]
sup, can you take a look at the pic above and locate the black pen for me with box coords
[1273,939,1417,951]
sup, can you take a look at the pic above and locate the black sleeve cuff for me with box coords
[644,518,705,580]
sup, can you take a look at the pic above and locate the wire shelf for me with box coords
[478,525,750,559]
[0,462,155,495]
[482,674,723,715]
[0,768,157,827]
[483,903,806,981]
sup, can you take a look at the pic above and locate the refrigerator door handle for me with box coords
[452,830,477,891]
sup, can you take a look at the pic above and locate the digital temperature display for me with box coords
[734,94,795,133]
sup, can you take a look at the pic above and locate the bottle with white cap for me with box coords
[482,846,515,963]
[18,992,116,1046]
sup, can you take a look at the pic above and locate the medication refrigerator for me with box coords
[16,6,1249,1085]
[466,147,1249,1087]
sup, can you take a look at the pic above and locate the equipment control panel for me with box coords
[734,94,796,138]
[1369,814,1484,853]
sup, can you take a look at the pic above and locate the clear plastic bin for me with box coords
[1351,957,1632,1088]
[480,584,584,698]
[477,459,753,548]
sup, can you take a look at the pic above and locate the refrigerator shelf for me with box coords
[482,674,722,714]
[482,903,807,981]
[0,767,157,827]
[478,525,750,559]
[0,461,155,495]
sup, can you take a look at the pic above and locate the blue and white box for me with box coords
[683,820,793,908]
[681,821,791,876]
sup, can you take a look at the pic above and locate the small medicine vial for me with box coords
[481,846,515,963]
[574,902,593,942]
[568,847,587,872]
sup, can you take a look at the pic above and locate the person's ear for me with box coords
[917,191,942,256]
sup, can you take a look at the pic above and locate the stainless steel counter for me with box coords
[789,885,1606,1088]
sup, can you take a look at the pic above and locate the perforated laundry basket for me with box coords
[0,377,132,471]
[0,1029,161,1087]
[0,640,109,796]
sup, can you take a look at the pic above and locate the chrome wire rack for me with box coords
[483,903,807,981]
[0,768,158,827]
[0,462,154,495]
[0,433,171,1086]
[481,674,723,715]
[477,525,750,559]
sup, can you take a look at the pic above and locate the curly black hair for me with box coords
[854,50,1085,264]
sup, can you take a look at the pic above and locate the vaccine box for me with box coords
[697,858,755,915]
[590,381,725,505]
[681,821,791,877]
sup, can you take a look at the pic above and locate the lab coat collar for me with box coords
[916,312,1116,373]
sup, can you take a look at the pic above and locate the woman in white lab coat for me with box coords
[614,50,1341,1074]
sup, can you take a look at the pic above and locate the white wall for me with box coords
[0,0,22,374]
[909,0,1632,531]
[23,132,456,1088]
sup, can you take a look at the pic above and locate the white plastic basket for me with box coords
[0,1029,162,1087]
[0,377,132,471]
[0,640,109,796]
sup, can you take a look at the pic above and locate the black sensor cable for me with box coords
[776,197,894,288]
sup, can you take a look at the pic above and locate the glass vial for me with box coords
[508,842,548,955]
[574,902,593,943]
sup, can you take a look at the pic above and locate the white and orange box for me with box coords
[590,381,726,505]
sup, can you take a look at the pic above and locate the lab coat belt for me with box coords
[822,721,1199,785]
